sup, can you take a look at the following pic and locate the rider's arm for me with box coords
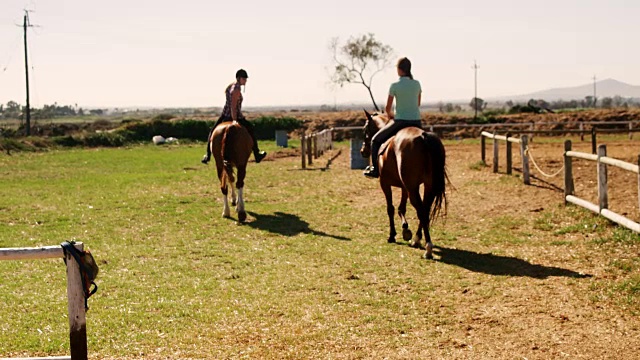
[230,86,241,121]
[418,91,422,107]
[385,95,394,120]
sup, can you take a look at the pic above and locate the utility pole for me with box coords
[592,75,597,108]
[22,10,34,136]
[472,60,479,119]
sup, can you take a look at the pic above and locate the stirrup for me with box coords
[255,151,267,163]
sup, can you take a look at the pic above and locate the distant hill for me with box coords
[492,79,640,102]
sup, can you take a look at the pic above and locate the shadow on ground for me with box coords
[246,211,350,241]
[434,246,592,279]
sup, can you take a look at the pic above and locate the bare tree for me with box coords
[329,33,393,111]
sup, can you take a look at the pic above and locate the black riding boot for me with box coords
[251,136,267,163]
[363,141,380,178]
[201,127,216,164]
[240,119,267,163]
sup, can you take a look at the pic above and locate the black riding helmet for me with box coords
[236,69,249,79]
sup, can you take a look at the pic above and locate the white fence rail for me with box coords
[0,243,88,360]
[301,128,334,169]
[564,141,640,233]
[480,131,531,185]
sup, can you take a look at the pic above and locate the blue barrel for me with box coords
[350,138,369,169]
[275,130,288,147]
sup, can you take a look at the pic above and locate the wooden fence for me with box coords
[0,243,89,360]
[564,141,640,233]
[480,131,531,185]
[300,128,333,169]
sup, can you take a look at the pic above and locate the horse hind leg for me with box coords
[382,185,397,243]
[221,185,231,218]
[420,190,438,260]
[399,188,412,241]
[217,162,231,218]
[236,188,247,222]
[231,183,237,207]
[235,166,247,223]
[408,188,433,259]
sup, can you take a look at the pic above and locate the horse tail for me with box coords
[422,132,449,220]
[221,125,236,186]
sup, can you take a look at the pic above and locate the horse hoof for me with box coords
[387,237,396,243]
[238,211,247,223]
[402,228,412,241]
[231,200,237,207]
[409,241,420,249]
[424,252,434,260]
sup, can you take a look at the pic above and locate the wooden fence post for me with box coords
[591,127,597,155]
[329,129,333,150]
[506,132,512,175]
[66,242,88,360]
[579,122,584,141]
[529,123,535,142]
[564,140,574,204]
[313,134,318,159]
[307,136,313,165]
[492,132,499,173]
[630,122,634,140]
[481,135,486,164]
[637,154,640,213]
[521,135,530,185]
[597,144,608,211]
[301,133,306,169]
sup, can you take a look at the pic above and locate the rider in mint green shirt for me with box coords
[389,76,422,121]
[364,57,423,178]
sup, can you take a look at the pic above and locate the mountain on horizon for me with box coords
[491,79,640,102]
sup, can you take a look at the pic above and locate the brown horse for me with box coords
[360,110,448,259]
[210,121,254,222]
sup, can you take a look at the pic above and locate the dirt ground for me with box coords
[314,135,640,359]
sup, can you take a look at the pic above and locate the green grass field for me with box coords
[1,140,639,359]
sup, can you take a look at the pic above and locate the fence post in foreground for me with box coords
[506,132,512,175]
[300,133,306,169]
[307,136,313,166]
[564,140,574,204]
[597,144,608,211]
[66,242,88,360]
[492,132,499,173]
[313,134,318,159]
[521,135,530,185]
[481,135,486,164]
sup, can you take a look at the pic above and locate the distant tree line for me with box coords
[0,100,109,120]
[436,96,640,115]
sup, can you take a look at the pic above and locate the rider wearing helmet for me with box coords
[201,69,267,164]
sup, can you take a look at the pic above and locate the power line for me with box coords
[1,31,23,73]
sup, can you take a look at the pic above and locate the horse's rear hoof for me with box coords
[238,211,247,223]
[409,241,422,249]
[387,237,396,243]
[402,228,412,241]
[424,252,434,260]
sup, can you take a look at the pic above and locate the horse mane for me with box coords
[370,112,390,128]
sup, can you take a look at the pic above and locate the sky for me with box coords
[0,0,639,109]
